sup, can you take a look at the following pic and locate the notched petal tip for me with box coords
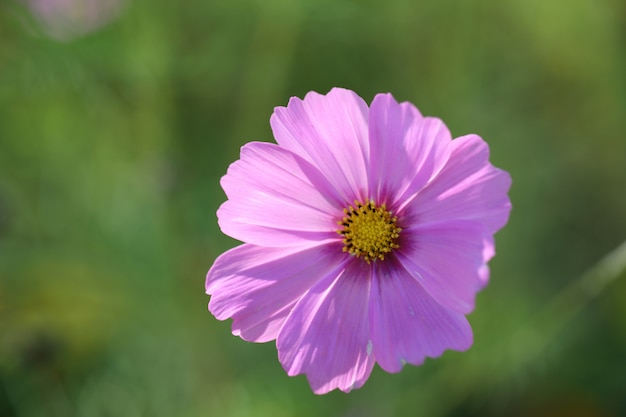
[370,91,425,119]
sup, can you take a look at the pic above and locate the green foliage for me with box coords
[1,0,625,415]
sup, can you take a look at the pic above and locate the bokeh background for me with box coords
[1,0,626,416]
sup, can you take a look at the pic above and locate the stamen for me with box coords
[336,200,401,264]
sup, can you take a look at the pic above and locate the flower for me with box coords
[24,0,125,41]
[206,88,511,394]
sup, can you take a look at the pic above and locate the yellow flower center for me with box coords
[337,200,401,264]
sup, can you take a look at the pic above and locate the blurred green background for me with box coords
[1,0,626,416]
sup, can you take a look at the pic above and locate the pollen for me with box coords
[337,200,401,264]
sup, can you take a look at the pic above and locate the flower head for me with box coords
[24,0,124,41]
[206,88,511,394]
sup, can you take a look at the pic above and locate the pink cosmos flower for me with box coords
[206,88,511,394]
[24,0,124,41]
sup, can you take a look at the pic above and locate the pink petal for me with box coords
[368,93,452,209]
[404,134,512,234]
[396,220,492,314]
[478,236,495,286]
[206,243,346,343]
[270,88,370,204]
[369,259,473,373]
[277,261,375,394]
[218,141,341,247]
